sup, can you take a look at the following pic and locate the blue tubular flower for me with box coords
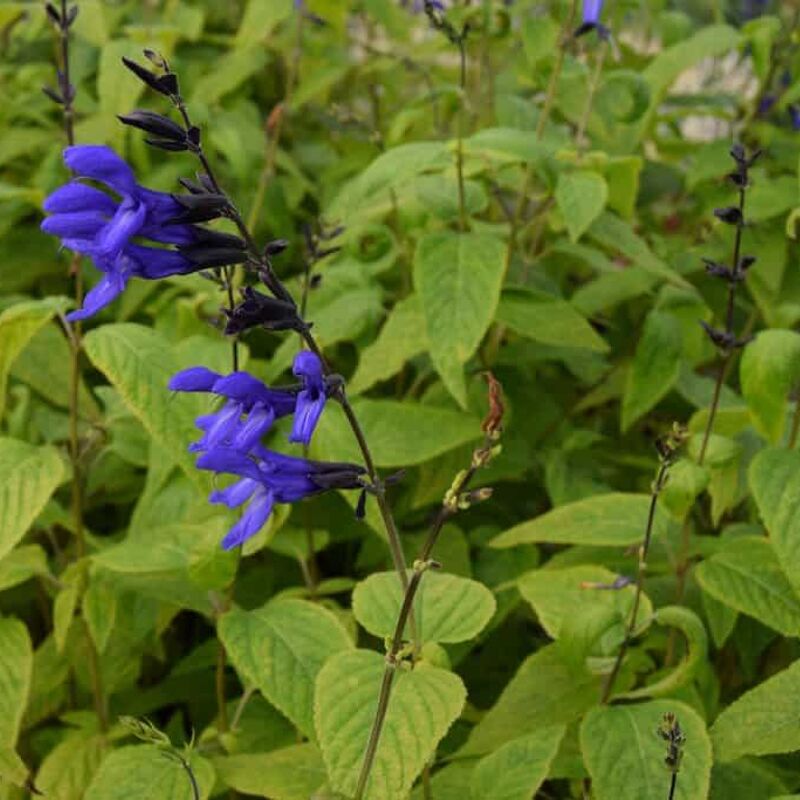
[171,351,329,451]
[290,351,328,445]
[196,448,366,549]
[41,145,204,321]
[789,105,800,131]
[575,0,608,38]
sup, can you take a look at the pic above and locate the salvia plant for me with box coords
[4,1,800,799]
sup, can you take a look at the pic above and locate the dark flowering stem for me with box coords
[601,457,672,704]
[353,429,498,800]
[668,772,678,800]
[698,184,746,465]
[50,0,108,734]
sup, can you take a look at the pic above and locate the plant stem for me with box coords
[353,432,495,800]
[246,9,304,234]
[575,39,607,149]
[789,394,800,449]
[668,771,678,800]
[601,461,669,704]
[501,0,577,273]
[455,36,468,232]
[697,184,746,466]
[52,0,108,734]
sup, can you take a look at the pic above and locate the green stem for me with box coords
[456,36,468,232]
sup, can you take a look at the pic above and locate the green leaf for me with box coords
[352,570,496,644]
[312,399,480,468]
[581,700,712,800]
[463,128,554,165]
[621,311,683,431]
[350,296,428,395]
[471,727,565,800]
[219,598,353,739]
[588,212,688,287]
[190,48,268,105]
[414,231,506,405]
[314,650,466,800]
[213,743,326,800]
[491,493,666,549]
[0,298,68,420]
[0,746,29,790]
[740,330,800,443]
[235,0,292,48]
[413,176,488,221]
[83,324,209,491]
[98,41,145,144]
[84,745,214,800]
[555,171,608,242]
[521,16,559,66]
[36,730,108,800]
[0,545,49,592]
[750,448,800,591]
[695,536,800,636]
[0,438,64,561]
[458,644,602,757]
[330,142,449,217]
[711,657,800,761]
[0,617,32,747]
[616,606,708,700]
[495,289,609,352]
[518,565,651,640]
[83,576,118,654]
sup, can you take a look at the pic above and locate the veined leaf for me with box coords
[711,658,800,761]
[496,289,608,352]
[695,536,800,636]
[219,598,353,739]
[458,644,602,757]
[36,730,108,800]
[749,448,800,593]
[414,231,506,405]
[471,727,565,800]
[314,650,465,800]
[518,565,651,640]
[213,743,326,800]
[555,171,608,242]
[740,330,800,443]
[0,298,69,420]
[491,493,666,549]
[621,310,683,431]
[352,570,496,644]
[350,295,428,395]
[0,617,32,747]
[581,700,712,800]
[84,745,214,800]
[0,438,64,561]
[83,323,210,491]
[311,398,480,467]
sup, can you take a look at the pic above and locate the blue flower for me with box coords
[196,448,365,549]
[576,0,608,38]
[789,105,800,131]
[290,350,328,445]
[41,145,202,321]
[169,351,330,452]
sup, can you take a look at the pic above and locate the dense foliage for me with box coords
[2,0,800,798]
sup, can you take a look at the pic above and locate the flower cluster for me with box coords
[170,351,365,549]
[40,50,369,552]
[41,145,245,321]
